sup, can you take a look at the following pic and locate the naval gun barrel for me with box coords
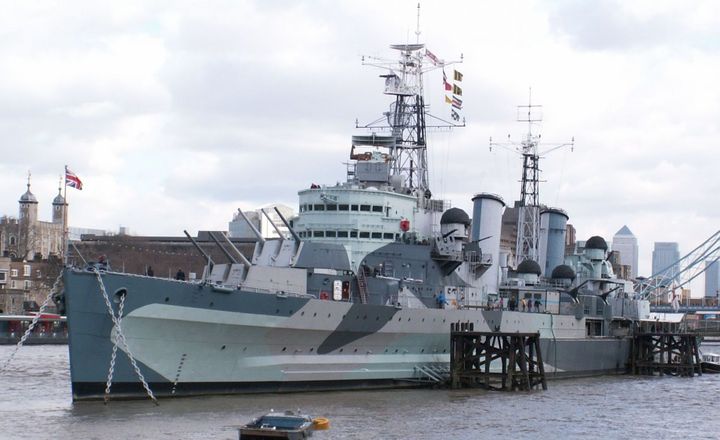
[261,208,285,239]
[217,231,252,267]
[237,208,265,244]
[184,230,214,267]
[208,231,239,265]
[273,206,301,243]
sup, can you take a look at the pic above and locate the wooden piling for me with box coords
[630,330,702,377]
[450,329,547,391]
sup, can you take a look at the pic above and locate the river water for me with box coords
[1,344,719,440]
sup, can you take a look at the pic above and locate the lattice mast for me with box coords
[490,90,574,265]
[359,4,462,201]
[516,94,542,263]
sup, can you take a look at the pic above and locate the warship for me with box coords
[61,35,651,401]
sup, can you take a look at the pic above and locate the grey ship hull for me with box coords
[65,269,630,401]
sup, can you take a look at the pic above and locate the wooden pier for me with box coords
[630,329,702,377]
[450,326,547,391]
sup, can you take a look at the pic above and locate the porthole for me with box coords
[282,347,287,352]
[301,311,305,316]
[164,297,169,303]
[276,309,280,314]
[221,345,226,350]
[339,348,344,353]
[313,312,317,317]
[310,348,314,352]
[354,348,358,353]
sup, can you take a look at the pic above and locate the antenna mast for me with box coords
[415,3,421,44]
[358,4,462,204]
[490,89,574,265]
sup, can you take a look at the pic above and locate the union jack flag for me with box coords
[65,167,83,190]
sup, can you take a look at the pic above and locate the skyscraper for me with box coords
[652,242,680,277]
[612,225,639,279]
[705,260,720,299]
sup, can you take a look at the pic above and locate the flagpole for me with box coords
[63,165,69,266]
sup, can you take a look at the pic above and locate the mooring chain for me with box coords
[94,270,158,404]
[0,272,63,373]
[103,292,126,403]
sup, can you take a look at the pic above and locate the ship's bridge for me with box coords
[294,184,439,269]
[295,185,418,242]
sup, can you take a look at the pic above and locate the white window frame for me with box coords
[23,265,31,277]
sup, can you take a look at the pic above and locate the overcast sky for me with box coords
[1,1,718,291]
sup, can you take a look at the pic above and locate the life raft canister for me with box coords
[399,218,410,232]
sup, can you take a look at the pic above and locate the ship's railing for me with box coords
[685,319,720,336]
[463,251,492,266]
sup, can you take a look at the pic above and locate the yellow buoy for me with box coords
[312,417,330,430]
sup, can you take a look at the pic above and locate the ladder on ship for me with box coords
[413,364,451,384]
[357,265,370,304]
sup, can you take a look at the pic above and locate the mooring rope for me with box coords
[0,273,63,372]
[104,291,126,403]
[94,269,158,404]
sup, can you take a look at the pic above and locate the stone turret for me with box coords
[19,174,38,223]
[52,180,66,224]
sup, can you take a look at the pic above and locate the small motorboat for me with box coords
[701,352,720,374]
[239,410,328,440]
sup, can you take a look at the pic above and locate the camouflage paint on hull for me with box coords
[64,269,630,401]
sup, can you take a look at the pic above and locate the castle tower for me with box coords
[52,178,66,224]
[18,173,39,259]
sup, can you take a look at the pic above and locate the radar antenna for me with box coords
[490,88,574,264]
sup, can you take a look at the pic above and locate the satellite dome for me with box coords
[440,208,471,226]
[551,264,576,280]
[517,259,542,276]
[586,236,608,251]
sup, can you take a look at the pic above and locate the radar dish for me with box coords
[389,43,424,51]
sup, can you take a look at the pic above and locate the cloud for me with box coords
[546,0,720,52]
